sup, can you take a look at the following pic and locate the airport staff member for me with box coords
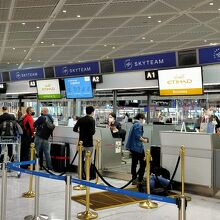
[73,106,95,179]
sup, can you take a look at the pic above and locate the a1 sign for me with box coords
[29,80,36,87]
[145,70,158,80]
[91,75,103,83]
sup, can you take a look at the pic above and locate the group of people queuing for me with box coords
[0,106,54,170]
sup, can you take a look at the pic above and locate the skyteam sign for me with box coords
[55,61,100,77]
[10,68,44,81]
[114,52,176,72]
[199,46,220,64]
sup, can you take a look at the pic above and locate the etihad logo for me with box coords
[213,48,220,61]
[167,79,192,84]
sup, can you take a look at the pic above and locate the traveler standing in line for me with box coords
[125,113,148,185]
[34,107,54,170]
[73,106,95,178]
[0,106,16,162]
[20,107,35,169]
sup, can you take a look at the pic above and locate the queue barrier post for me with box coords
[95,140,101,184]
[73,141,86,191]
[65,175,72,220]
[77,151,98,220]
[1,146,8,220]
[22,143,35,198]
[24,158,49,220]
[139,149,158,209]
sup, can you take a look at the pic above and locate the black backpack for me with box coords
[38,116,55,140]
[0,120,18,137]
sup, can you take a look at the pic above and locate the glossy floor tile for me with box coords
[1,172,220,220]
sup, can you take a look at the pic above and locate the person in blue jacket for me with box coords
[126,113,148,185]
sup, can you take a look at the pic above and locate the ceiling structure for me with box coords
[0,0,220,72]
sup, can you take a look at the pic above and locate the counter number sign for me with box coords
[145,70,158,80]
[91,75,103,83]
[29,80,36,87]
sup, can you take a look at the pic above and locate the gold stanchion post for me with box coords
[139,149,158,209]
[73,141,86,190]
[22,143,35,198]
[95,140,101,184]
[77,151,98,219]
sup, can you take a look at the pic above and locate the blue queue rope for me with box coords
[7,160,177,205]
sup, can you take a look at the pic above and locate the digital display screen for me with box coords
[36,79,61,100]
[0,83,7,93]
[158,67,203,96]
[64,76,93,99]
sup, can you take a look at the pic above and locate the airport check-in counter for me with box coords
[51,126,122,170]
[159,131,220,196]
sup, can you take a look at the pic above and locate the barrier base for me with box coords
[139,200,158,209]
[73,184,86,191]
[77,210,98,219]
[24,214,49,220]
[170,194,192,202]
[22,191,35,198]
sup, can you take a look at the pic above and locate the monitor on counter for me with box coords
[0,83,7,93]
[158,66,203,96]
[36,79,61,100]
[64,76,93,99]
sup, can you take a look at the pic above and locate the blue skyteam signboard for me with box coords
[114,52,176,72]
[10,68,44,81]
[199,46,220,64]
[55,61,100,77]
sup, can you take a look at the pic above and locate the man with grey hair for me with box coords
[34,107,54,170]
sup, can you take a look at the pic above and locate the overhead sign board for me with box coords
[55,61,100,77]
[199,46,220,64]
[114,52,176,72]
[10,68,44,81]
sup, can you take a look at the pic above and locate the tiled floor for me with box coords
[1,172,220,220]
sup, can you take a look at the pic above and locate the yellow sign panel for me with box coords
[160,88,203,96]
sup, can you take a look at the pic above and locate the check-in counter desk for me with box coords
[160,131,220,196]
[51,126,121,171]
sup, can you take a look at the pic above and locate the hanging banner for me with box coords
[55,61,100,77]
[114,52,176,72]
[10,68,44,81]
[199,46,220,64]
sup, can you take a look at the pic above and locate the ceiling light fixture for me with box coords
[210,42,217,45]
[36,26,40,29]
[52,43,55,46]
[29,58,32,61]
[40,41,44,44]
[12,47,15,50]
[148,16,151,19]
[218,8,220,10]
[104,44,107,47]
[150,40,154,42]
[112,46,116,49]
[77,15,81,18]
[38,60,41,62]
[158,20,162,23]
[142,37,146,40]
[24,50,26,52]
[209,2,214,6]
[204,40,207,42]
[16,64,19,65]
[63,10,67,13]
[22,22,26,25]
[7,62,9,64]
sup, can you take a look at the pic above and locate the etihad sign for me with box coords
[167,79,192,84]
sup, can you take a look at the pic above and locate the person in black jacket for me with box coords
[0,106,16,162]
[73,106,95,178]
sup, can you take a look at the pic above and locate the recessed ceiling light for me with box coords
[38,60,41,62]
[77,15,81,18]
[210,42,217,45]
[218,8,220,10]
[62,10,67,13]
[148,16,151,19]
[36,26,40,29]
[78,61,81,63]
[29,58,32,61]
[104,44,107,47]
[142,37,146,40]
[7,62,10,64]
[204,40,207,43]
[22,22,26,25]
[209,2,214,6]
[106,56,109,59]
[150,39,154,42]
[16,64,19,65]
[112,46,116,49]
[158,20,162,23]
[40,41,44,44]
[52,43,55,46]
[12,47,15,50]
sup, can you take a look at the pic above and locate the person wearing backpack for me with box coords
[34,107,54,170]
[0,106,17,162]
[20,107,35,169]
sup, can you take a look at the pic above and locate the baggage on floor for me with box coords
[50,142,70,172]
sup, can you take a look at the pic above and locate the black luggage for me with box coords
[50,143,70,172]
